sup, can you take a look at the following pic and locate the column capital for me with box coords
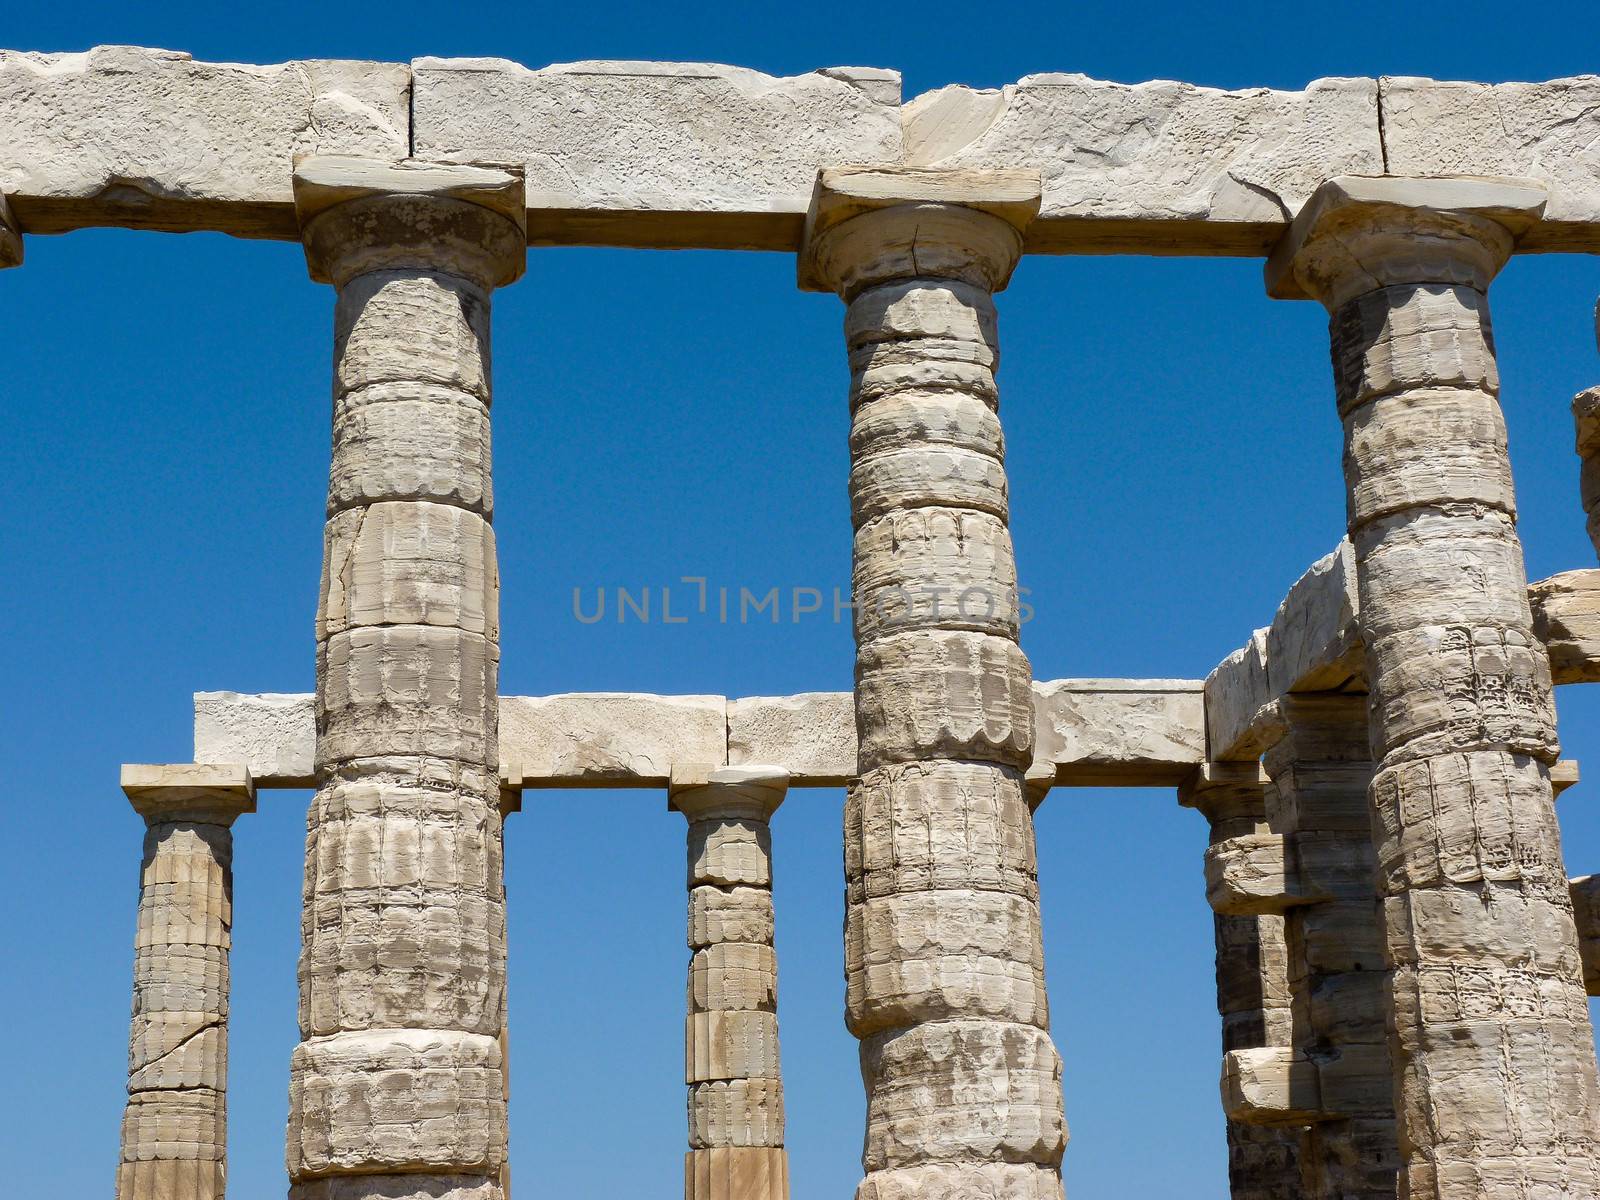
[1179,761,1270,824]
[1266,175,1547,308]
[122,763,255,826]
[669,764,788,823]
[0,192,21,269]
[798,166,1040,299]
[293,155,528,289]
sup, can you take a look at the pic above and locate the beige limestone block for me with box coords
[727,693,856,785]
[1380,76,1600,250]
[853,1163,1062,1200]
[906,75,1380,254]
[117,1159,225,1200]
[846,889,1046,1029]
[688,1079,785,1148]
[128,1015,224,1091]
[1033,678,1204,785]
[853,508,1019,641]
[133,944,227,1015]
[1573,875,1600,996]
[687,818,772,888]
[1530,569,1600,685]
[850,443,1009,526]
[689,887,774,949]
[686,1011,781,1083]
[499,692,726,786]
[0,47,408,237]
[861,1021,1066,1170]
[412,57,901,249]
[319,502,498,639]
[328,384,493,518]
[195,692,316,787]
[1332,285,1501,415]
[316,626,498,767]
[334,272,492,401]
[1222,1047,1323,1125]
[1344,387,1513,522]
[120,1088,226,1161]
[689,944,777,1013]
[845,761,1037,903]
[287,1029,506,1178]
[1204,834,1304,916]
[1369,752,1569,896]
[848,388,999,453]
[855,631,1033,771]
[684,1146,789,1200]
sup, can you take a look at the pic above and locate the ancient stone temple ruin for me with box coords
[11,44,1599,1200]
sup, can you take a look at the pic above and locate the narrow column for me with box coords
[1180,765,1304,1200]
[1572,303,1600,556]
[1268,176,1600,1197]
[117,764,255,1200]
[670,766,790,1200]
[801,167,1068,1200]
[287,156,526,1200]
[1263,696,1397,1199]
[1,190,21,268]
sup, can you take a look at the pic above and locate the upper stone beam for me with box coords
[412,58,905,251]
[1380,75,1600,252]
[0,46,409,238]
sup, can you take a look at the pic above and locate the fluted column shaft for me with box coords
[803,167,1067,1200]
[1269,175,1600,1199]
[1181,766,1303,1200]
[672,767,790,1200]
[117,765,255,1200]
[287,157,526,1200]
[1264,696,1397,1200]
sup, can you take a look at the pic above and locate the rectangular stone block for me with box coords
[686,1011,781,1083]
[0,46,408,238]
[906,75,1382,254]
[411,57,902,249]
[1033,678,1204,785]
[685,1146,789,1200]
[1530,569,1600,686]
[1380,75,1600,251]
[728,692,856,786]
[500,692,726,786]
[195,692,317,788]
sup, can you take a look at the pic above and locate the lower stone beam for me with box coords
[194,680,1207,791]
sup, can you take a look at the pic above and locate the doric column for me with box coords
[1572,303,1600,556]
[1268,175,1600,1198]
[1,191,21,268]
[1180,764,1303,1200]
[1262,696,1397,1200]
[117,764,255,1200]
[670,766,790,1200]
[801,167,1068,1200]
[287,156,526,1200]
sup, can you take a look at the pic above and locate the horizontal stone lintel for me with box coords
[1207,548,1600,762]
[192,679,1205,791]
[3,49,1599,253]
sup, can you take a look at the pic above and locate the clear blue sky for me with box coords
[5,2,1600,1197]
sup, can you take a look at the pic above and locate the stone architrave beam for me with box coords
[196,680,1207,791]
[4,49,1600,254]
[0,47,409,237]
[1207,543,1600,760]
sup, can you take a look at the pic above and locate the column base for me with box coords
[685,1147,788,1200]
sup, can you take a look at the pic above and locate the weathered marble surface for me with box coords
[7,48,1600,254]
[0,46,407,237]
[906,75,1381,254]
[1208,546,1600,759]
[196,681,1209,789]
[1380,75,1600,251]
[413,58,902,249]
